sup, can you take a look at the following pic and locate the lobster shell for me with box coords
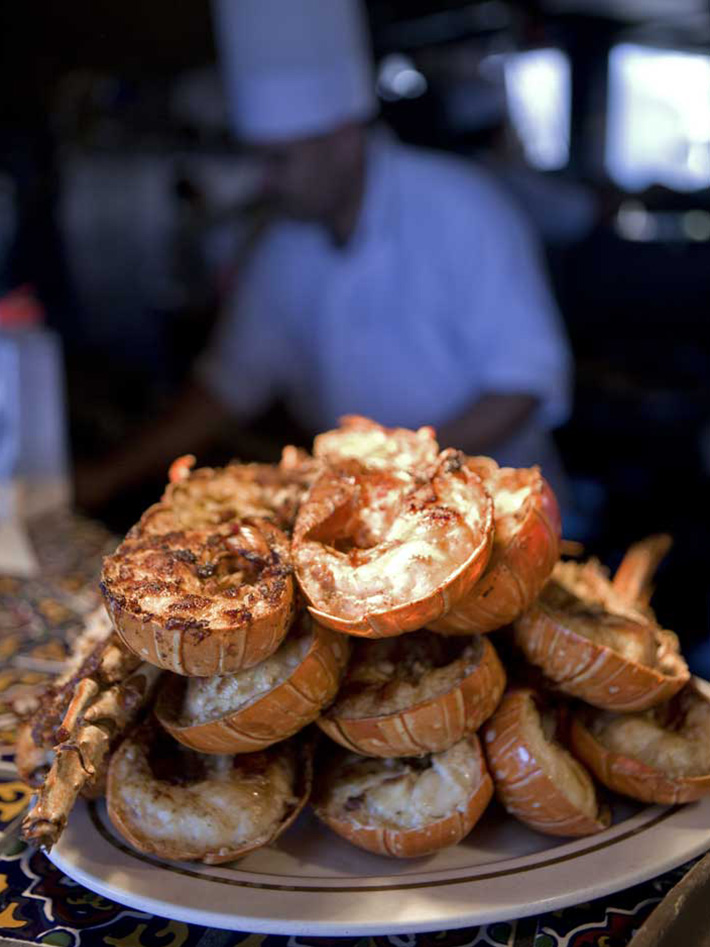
[317,633,505,757]
[313,735,493,857]
[294,450,493,638]
[482,689,610,837]
[431,461,561,635]
[514,595,689,712]
[107,725,312,864]
[313,415,439,471]
[156,614,350,754]
[102,517,295,677]
[569,680,710,805]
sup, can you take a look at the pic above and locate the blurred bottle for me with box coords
[0,286,70,527]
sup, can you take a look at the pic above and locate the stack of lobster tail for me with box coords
[296,417,548,856]
[19,415,710,865]
[497,536,702,829]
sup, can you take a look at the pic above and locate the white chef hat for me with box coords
[211,0,377,143]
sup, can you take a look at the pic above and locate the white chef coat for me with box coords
[197,128,572,462]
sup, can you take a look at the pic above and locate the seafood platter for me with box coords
[15,416,710,933]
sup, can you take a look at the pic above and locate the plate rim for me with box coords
[46,797,710,936]
[86,799,678,890]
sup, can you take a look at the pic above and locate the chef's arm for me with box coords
[437,392,539,456]
[74,380,231,512]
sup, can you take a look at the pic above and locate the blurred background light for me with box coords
[615,199,658,241]
[501,48,571,171]
[376,53,428,101]
[682,209,710,241]
[606,43,710,192]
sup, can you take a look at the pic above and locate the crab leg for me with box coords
[612,534,672,611]
[22,662,161,849]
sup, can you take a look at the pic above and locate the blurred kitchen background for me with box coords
[1,0,709,668]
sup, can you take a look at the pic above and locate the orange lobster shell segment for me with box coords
[313,415,439,471]
[432,461,561,635]
[313,735,493,857]
[156,614,350,753]
[317,632,505,757]
[293,450,494,638]
[569,679,710,805]
[102,517,295,677]
[483,689,610,837]
[107,725,313,864]
[514,587,689,712]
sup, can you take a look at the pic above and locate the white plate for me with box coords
[48,796,710,936]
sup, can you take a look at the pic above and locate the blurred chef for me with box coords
[77,0,572,509]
